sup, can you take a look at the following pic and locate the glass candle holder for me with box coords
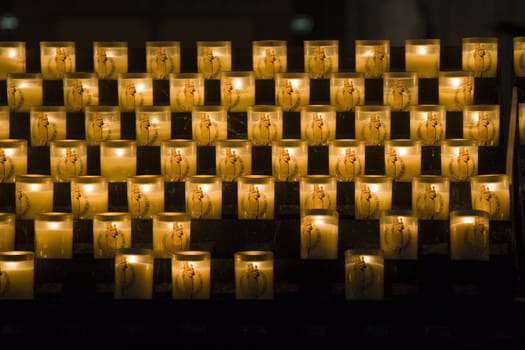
[40,41,75,79]
[172,250,211,300]
[34,212,74,259]
[93,212,132,259]
[93,41,128,80]
[145,41,181,80]
[84,105,121,145]
[438,71,475,111]
[411,175,450,220]
[215,139,252,182]
[127,175,165,219]
[135,105,171,146]
[15,174,53,220]
[0,213,15,251]
[0,106,9,138]
[7,73,43,112]
[114,248,154,299]
[513,37,525,77]
[30,106,67,146]
[247,105,283,146]
[299,175,337,214]
[300,209,339,260]
[409,104,446,146]
[237,175,275,220]
[99,140,137,182]
[354,175,393,220]
[49,140,87,182]
[63,72,99,112]
[160,139,197,182]
[449,209,490,261]
[192,105,228,146]
[520,103,525,145]
[234,250,273,300]
[0,41,26,79]
[380,209,418,260]
[384,139,422,182]
[470,174,510,221]
[328,139,365,182]
[441,139,478,182]
[355,105,391,145]
[169,72,205,112]
[355,39,390,78]
[462,104,500,146]
[0,139,27,183]
[220,71,255,112]
[271,139,308,182]
[383,72,418,111]
[329,72,365,112]
[70,175,108,220]
[0,251,34,300]
[404,39,440,78]
[185,175,222,219]
[304,39,339,79]
[300,104,336,146]
[252,40,287,79]
[153,212,191,258]
[196,41,232,79]
[274,72,310,112]
[345,248,384,300]
[118,73,153,112]
[462,37,498,78]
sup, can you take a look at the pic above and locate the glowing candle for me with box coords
[93,212,132,259]
[234,250,274,300]
[215,139,252,182]
[114,248,154,299]
[237,175,275,220]
[84,105,121,145]
[49,140,87,182]
[40,41,75,79]
[252,40,287,79]
[220,71,255,112]
[384,139,421,182]
[153,212,191,258]
[274,72,310,112]
[196,41,232,80]
[304,40,339,79]
[0,139,27,183]
[7,73,43,112]
[300,209,339,260]
[462,104,500,146]
[345,249,384,300]
[30,106,67,146]
[354,175,393,220]
[0,41,26,79]
[247,105,283,146]
[383,72,418,112]
[70,176,108,220]
[34,212,74,259]
[411,175,450,220]
[329,72,365,112]
[0,251,34,300]
[169,72,205,112]
[404,39,440,78]
[441,139,478,182]
[118,73,153,112]
[127,175,165,219]
[380,209,418,260]
[15,174,53,219]
[63,72,99,112]
[409,104,446,146]
[93,41,128,80]
[513,37,525,77]
[355,39,390,79]
[271,139,308,182]
[171,251,211,300]
[299,175,337,214]
[328,139,365,182]
[439,71,475,111]
[355,105,391,145]
[99,140,136,182]
[185,175,222,219]
[0,213,15,251]
[135,105,171,146]
[0,106,9,138]
[160,139,197,182]
[300,105,336,146]
[191,105,228,146]
[470,174,510,221]
[450,210,490,261]
[145,41,181,80]
[462,37,498,78]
